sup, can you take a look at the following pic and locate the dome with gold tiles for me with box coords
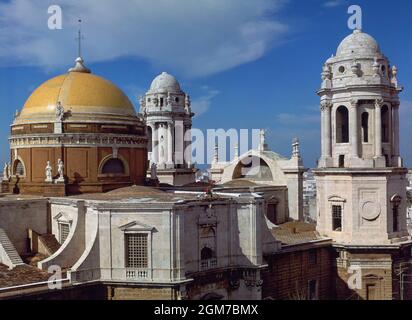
[15,57,137,125]
[7,57,148,196]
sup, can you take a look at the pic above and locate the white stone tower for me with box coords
[314,29,409,245]
[140,72,196,186]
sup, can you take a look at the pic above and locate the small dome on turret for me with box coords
[336,29,381,57]
[149,72,181,93]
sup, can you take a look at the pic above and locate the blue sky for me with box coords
[0,0,411,168]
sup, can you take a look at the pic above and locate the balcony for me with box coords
[125,268,151,280]
[200,258,217,271]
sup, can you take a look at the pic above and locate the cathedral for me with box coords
[0,29,411,300]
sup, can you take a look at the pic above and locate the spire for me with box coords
[76,18,84,58]
[68,19,91,73]
[292,137,300,158]
[258,129,266,152]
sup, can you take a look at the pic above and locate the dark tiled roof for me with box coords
[271,221,325,246]
[222,179,263,187]
[39,234,61,254]
[23,253,48,267]
[0,264,50,289]
[182,181,214,188]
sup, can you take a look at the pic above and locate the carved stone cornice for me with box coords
[320,101,332,111]
[9,133,147,149]
[375,98,385,108]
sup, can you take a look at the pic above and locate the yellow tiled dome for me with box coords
[17,60,136,124]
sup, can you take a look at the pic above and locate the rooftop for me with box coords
[0,194,46,202]
[271,221,328,246]
[67,185,207,203]
[0,263,50,289]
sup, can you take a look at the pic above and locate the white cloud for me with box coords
[191,87,219,117]
[323,0,344,8]
[0,0,288,77]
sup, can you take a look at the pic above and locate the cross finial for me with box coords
[76,19,84,58]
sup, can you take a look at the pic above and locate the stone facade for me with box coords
[23,187,280,300]
[210,136,306,221]
[314,29,412,299]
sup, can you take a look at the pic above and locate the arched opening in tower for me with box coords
[336,106,349,143]
[361,112,369,143]
[381,105,389,143]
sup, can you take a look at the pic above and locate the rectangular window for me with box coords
[308,279,318,300]
[332,205,342,231]
[339,155,345,168]
[125,233,148,268]
[59,223,70,244]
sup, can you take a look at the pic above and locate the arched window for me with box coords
[361,112,369,143]
[101,158,125,174]
[336,106,349,143]
[14,160,25,176]
[381,105,389,143]
[199,226,217,270]
[201,247,214,260]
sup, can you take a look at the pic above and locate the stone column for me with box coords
[158,123,166,166]
[319,101,332,167]
[375,99,383,157]
[184,125,192,167]
[320,104,326,159]
[152,123,159,164]
[324,102,332,158]
[350,99,359,158]
[392,102,400,158]
[174,120,184,165]
[167,122,174,166]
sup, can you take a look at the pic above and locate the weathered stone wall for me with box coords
[262,245,334,300]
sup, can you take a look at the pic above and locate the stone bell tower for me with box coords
[314,29,410,245]
[314,29,412,300]
[140,72,197,186]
